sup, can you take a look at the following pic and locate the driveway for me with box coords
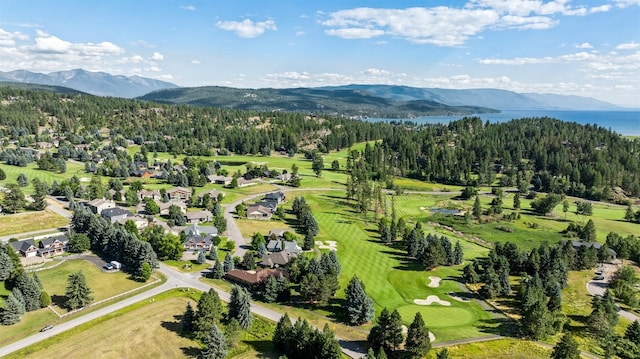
[586,261,640,322]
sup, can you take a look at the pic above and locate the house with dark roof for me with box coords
[157,200,187,215]
[259,251,298,268]
[199,189,226,201]
[182,234,214,251]
[266,239,283,252]
[570,240,617,260]
[101,207,132,223]
[38,235,69,256]
[207,175,232,186]
[10,239,39,258]
[264,191,286,204]
[254,201,277,212]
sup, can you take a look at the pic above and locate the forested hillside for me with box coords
[0,86,638,200]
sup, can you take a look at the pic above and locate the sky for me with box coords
[0,0,639,107]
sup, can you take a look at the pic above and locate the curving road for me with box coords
[0,262,367,358]
[586,262,640,323]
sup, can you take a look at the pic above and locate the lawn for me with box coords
[8,289,279,359]
[0,161,86,195]
[0,209,69,237]
[436,338,552,358]
[300,192,498,342]
[37,259,148,314]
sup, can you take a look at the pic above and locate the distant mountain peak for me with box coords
[0,69,178,98]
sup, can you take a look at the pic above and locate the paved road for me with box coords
[586,262,640,323]
[0,261,367,358]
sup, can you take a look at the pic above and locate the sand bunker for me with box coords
[428,276,441,288]
[414,295,451,306]
[429,332,436,342]
[79,177,90,182]
[314,240,338,251]
[447,292,471,302]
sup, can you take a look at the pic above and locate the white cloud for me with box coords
[0,28,28,46]
[576,42,593,49]
[151,52,164,60]
[191,59,200,64]
[614,0,640,8]
[215,19,276,38]
[295,31,305,36]
[616,42,640,50]
[363,68,390,76]
[321,1,618,47]
[179,5,196,11]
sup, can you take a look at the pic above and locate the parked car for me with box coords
[103,263,114,270]
[594,274,605,280]
[40,324,54,332]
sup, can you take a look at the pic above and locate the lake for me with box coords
[366,110,640,136]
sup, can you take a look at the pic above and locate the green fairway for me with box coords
[0,162,86,195]
[303,192,498,342]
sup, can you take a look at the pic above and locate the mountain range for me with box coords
[0,69,626,113]
[0,69,178,98]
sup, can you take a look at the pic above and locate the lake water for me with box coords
[367,110,640,136]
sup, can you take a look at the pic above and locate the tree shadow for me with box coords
[160,320,182,334]
[180,346,201,358]
[50,294,67,307]
[476,317,516,336]
[241,340,280,358]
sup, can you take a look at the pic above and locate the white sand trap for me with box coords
[429,332,436,342]
[414,295,451,306]
[404,325,436,342]
[79,177,90,182]
[401,325,408,334]
[447,292,471,302]
[314,240,338,251]
[428,276,441,288]
[419,206,426,210]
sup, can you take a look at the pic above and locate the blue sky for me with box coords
[0,0,638,106]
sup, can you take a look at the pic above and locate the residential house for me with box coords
[157,200,187,215]
[186,210,214,224]
[130,169,153,178]
[277,173,292,181]
[182,234,213,251]
[86,198,115,214]
[167,186,191,201]
[138,189,162,201]
[266,239,283,252]
[236,178,256,188]
[570,240,617,260]
[199,189,226,201]
[38,235,69,256]
[207,175,232,186]
[101,207,132,223]
[224,268,283,287]
[259,251,298,268]
[254,201,277,212]
[10,239,39,258]
[246,204,273,220]
[264,191,286,204]
[269,228,290,239]
[117,215,148,230]
[282,240,302,254]
[184,223,218,237]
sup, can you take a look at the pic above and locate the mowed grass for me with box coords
[437,338,552,358]
[304,192,497,342]
[0,305,59,347]
[10,289,278,359]
[0,162,86,195]
[38,259,147,314]
[0,209,69,237]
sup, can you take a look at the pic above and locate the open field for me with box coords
[8,289,278,359]
[436,338,552,358]
[0,162,86,195]
[38,259,148,314]
[0,209,69,237]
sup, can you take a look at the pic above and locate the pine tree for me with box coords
[377,348,388,359]
[453,241,463,265]
[200,324,227,359]
[625,203,634,222]
[582,219,597,242]
[223,252,234,273]
[196,250,207,264]
[224,318,242,349]
[11,288,25,314]
[344,276,375,325]
[547,281,563,312]
[514,192,521,209]
[0,251,14,281]
[625,320,640,345]
[367,308,403,353]
[64,271,93,310]
[263,274,279,303]
[436,348,449,359]
[273,313,293,352]
[181,301,195,334]
[520,276,554,339]
[303,231,315,251]
[366,348,377,359]
[319,323,342,359]
[194,289,223,340]
[472,195,482,220]
[211,259,225,279]
[228,285,252,329]
[405,312,431,358]
[0,293,24,325]
[551,332,580,359]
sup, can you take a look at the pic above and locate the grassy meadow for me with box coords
[0,209,69,237]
